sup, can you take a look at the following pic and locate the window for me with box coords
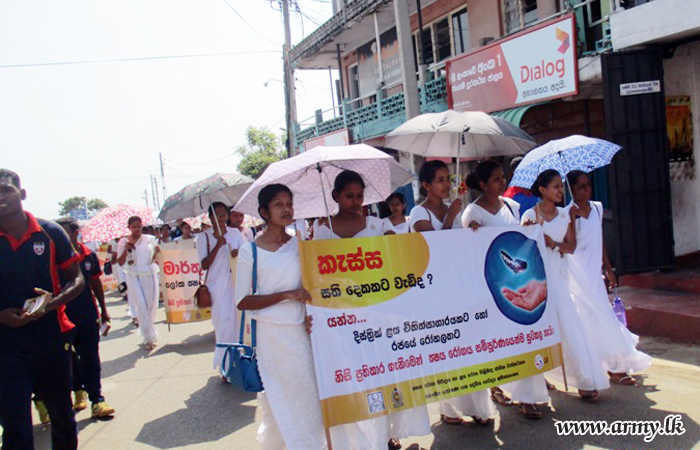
[452,8,470,55]
[504,0,538,34]
[420,28,434,65]
[433,18,452,62]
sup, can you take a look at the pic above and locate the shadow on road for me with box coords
[427,379,700,449]
[135,376,257,448]
[150,331,215,357]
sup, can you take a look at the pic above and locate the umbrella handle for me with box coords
[316,163,335,238]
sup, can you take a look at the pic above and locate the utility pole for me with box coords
[159,152,167,202]
[282,0,298,156]
[151,174,160,212]
[143,189,149,208]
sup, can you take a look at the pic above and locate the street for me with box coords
[31,293,700,450]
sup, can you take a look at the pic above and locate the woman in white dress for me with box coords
[235,184,327,450]
[565,171,651,383]
[461,161,550,419]
[521,170,610,400]
[196,202,247,371]
[313,170,430,450]
[382,193,410,235]
[410,160,497,426]
[117,216,160,350]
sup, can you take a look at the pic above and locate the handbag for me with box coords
[216,242,263,392]
[194,234,213,308]
[103,260,113,275]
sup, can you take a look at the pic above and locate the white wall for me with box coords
[664,42,700,256]
[611,0,700,50]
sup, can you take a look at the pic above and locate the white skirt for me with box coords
[546,272,610,392]
[125,272,159,344]
[256,322,327,450]
[438,390,496,420]
[329,406,431,450]
[501,374,550,404]
[568,270,651,374]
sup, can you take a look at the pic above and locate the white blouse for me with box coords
[117,235,159,276]
[234,237,306,324]
[312,216,386,240]
[382,217,410,234]
[409,204,462,232]
[461,197,520,228]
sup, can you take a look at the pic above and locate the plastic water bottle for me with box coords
[612,288,627,327]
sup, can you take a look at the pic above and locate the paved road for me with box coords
[30,293,700,450]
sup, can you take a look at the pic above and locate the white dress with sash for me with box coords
[566,202,651,374]
[118,235,160,344]
[521,207,610,391]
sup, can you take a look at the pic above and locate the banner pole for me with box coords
[325,427,333,450]
[561,351,568,392]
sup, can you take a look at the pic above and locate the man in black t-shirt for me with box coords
[56,217,115,419]
[0,169,84,450]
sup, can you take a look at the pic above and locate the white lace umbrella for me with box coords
[233,144,415,223]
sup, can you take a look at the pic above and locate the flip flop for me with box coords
[608,372,637,385]
[518,403,542,420]
[546,380,557,391]
[490,387,513,406]
[388,438,402,450]
[440,414,464,425]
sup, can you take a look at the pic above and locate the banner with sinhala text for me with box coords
[159,246,211,324]
[300,226,563,429]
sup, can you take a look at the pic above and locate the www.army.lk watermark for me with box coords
[554,414,686,442]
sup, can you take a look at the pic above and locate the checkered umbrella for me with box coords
[80,204,155,243]
[509,135,622,189]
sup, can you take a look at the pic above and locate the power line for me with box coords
[0,50,281,69]
[222,0,283,47]
[165,153,237,166]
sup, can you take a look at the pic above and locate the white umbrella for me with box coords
[386,110,537,187]
[233,144,415,226]
[385,110,537,159]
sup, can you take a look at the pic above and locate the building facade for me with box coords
[289,0,700,274]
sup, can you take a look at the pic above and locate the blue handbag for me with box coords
[216,242,264,392]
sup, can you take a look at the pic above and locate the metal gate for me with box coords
[602,49,674,274]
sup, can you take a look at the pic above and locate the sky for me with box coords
[0,0,337,219]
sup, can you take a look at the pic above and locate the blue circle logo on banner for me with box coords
[484,231,547,325]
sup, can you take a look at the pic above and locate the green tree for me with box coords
[58,197,108,216]
[236,126,285,179]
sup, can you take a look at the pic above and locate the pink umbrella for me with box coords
[81,204,155,243]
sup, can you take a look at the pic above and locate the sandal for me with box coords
[546,380,557,391]
[518,403,542,420]
[440,414,464,425]
[144,341,157,351]
[578,389,599,401]
[608,372,636,386]
[471,416,492,426]
[490,387,513,406]
[132,318,139,328]
[388,438,402,450]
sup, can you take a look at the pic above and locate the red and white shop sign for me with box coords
[447,14,578,113]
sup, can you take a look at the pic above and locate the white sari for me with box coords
[196,227,246,369]
[566,202,651,374]
[521,208,610,391]
[118,235,160,344]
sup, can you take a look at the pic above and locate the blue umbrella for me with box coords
[509,135,622,189]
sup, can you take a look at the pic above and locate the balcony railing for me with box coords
[295,77,447,149]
